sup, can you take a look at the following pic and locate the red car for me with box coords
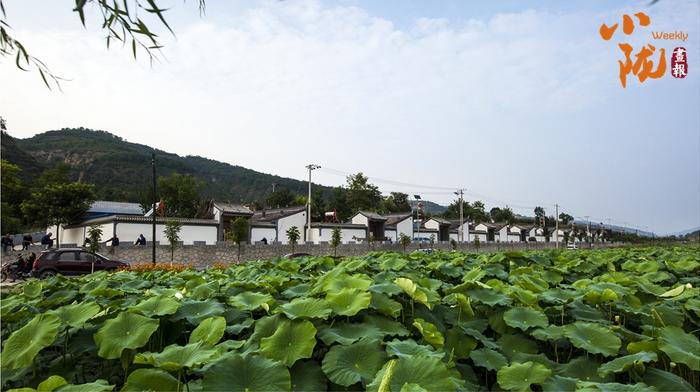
[32,248,130,279]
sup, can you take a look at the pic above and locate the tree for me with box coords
[559,213,574,225]
[226,217,249,261]
[36,164,71,187]
[534,206,546,227]
[21,182,96,246]
[311,189,326,221]
[1,160,26,233]
[490,207,515,224]
[86,224,102,254]
[330,227,341,257]
[327,187,352,221]
[382,192,410,213]
[345,173,382,213]
[266,187,296,208]
[157,172,203,218]
[399,233,411,253]
[286,226,300,252]
[163,219,183,262]
[1,0,206,89]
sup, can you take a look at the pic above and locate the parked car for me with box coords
[32,248,130,279]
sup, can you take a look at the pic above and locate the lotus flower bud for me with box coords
[670,362,677,368]
[175,291,184,300]
[686,283,693,289]
[614,315,620,323]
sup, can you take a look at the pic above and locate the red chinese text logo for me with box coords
[671,47,688,79]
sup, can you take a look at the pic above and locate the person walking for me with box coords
[41,233,54,249]
[2,234,14,254]
[22,233,33,250]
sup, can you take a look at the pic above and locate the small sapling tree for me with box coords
[164,219,182,262]
[227,217,249,261]
[330,227,342,257]
[399,233,411,253]
[286,226,300,253]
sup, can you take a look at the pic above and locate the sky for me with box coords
[1,0,698,235]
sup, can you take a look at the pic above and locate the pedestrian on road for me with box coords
[41,233,54,249]
[2,234,14,254]
[22,233,33,250]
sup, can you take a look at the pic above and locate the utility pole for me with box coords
[151,151,157,265]
[554,204,559,249]
[458,190,464,242]
[584,215,591,246]
[305,164,321,243]
[271,183,278,193]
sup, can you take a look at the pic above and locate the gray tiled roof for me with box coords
[428,217,452,225]
[213,202,254,215]
[384,213,412,226]
[89,201,143,215]
[252,206,306,222]
[355,211,388,221]
[65,215,219,228]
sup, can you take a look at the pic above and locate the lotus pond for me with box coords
[1,246,699,391]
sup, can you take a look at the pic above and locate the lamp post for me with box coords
[305,164,321,243]
[414,195,422,246]
[454,190,464,242]
[151,151,156,264]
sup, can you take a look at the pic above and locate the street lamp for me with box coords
[414,195,422,245]
[454,190,464,242]
[305,164,321,243]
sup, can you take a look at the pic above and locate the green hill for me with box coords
[3,128,323,203]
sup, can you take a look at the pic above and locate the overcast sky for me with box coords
[1,0,698,234]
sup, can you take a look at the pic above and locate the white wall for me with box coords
[475,223,490,232]
[414,231,438,241]
[277,211,306,244]
[385,229,397,242]
[396,218,413,239]
[506,234,522,243]
[116,222,217,245]
[59,227,87,245]
[469,233,488,242]
[424,219,440,231]
[499,227,509,242]
[310,227,367,244]
[251,227,276,243]
[351,214,368,226]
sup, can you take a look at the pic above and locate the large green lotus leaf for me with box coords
[326,288,371,316]
[245,314,283,348]
[394,278,431,309]
[278,297,332,319]
[385,339,444,359]
[530,325,566,341]
[626,340,658,355]
[1,313,61,370]
[322,338,386,386]
[369,282,403,296]
[366,357,460,392]
[50,302,100,328]
[575,381,655,392]
[363,315,410,337]
[497,361,552,392]
[260,319,317,367]
[469,348,509,371]
[324,273,373,292]
[202,354,290,392]
[93,312,159,359]
[568,301,609,323]
[557,356,607,382]
[23,280,43,298]
[597,352,657,377]
[460,326,500,350]
[173,299,225,324]
[542,375,577,392]
[657,325,700,370]
[189,316,226,345]
[503,307,548,331]
[498,334,538,359]
[291,360,327,392]
[282,283,312,299]
[642,303,684,327]
[191,281,219,300]
[121,368,182,392]
[466,288,512,306]
[442,293,475,319]
[40,289,78,308]
[666,257,699,273]
[132,296,180,317]
[641,368,696,392]
[135,341,218,371]
[412,318,444,349]
[228,292,274,311]
[565,322,621,357]
[444,327,477,359]
[53,379,114,392]
[36,375,68,391]
[370,292,403,318]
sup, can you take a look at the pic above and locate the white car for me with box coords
[567,242,578,249]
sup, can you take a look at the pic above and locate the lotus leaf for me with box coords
[202,354,290,392]
[444,327,477,358]
[412,318,444,349]
[370,292,403,318]
[37,375,67,391]
[278,297,332,319]
[291,360,327,392]
[322,338,386,386]
[658,325,700,371]
[174,299,225,324]
[385,339,444,359]
[121,368,182,392]
[228,292,274,311]
[565,322,621,357]
[50,302,100,328]
[135,341,218,371]
[93,312,159,359]
[189,316,226,345]
[23,281,43,298]
[469,348,509,371]
[542,375,578,392]
[498,334,538,359]
[659,285,685,298]
[326,288,371,316]
[626,340,657,354]
[642,368,696,392]
[1,313,61,370]
[597,352,658,377]
[575,381,655,392]
[367,356,460,392]
[503,307,548,330]
[394,278,431,308]
[466,288,512,306]
[53,379,114,392]
[531,325,566,341]
[260,319,317,367]
[497,361,552,392]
